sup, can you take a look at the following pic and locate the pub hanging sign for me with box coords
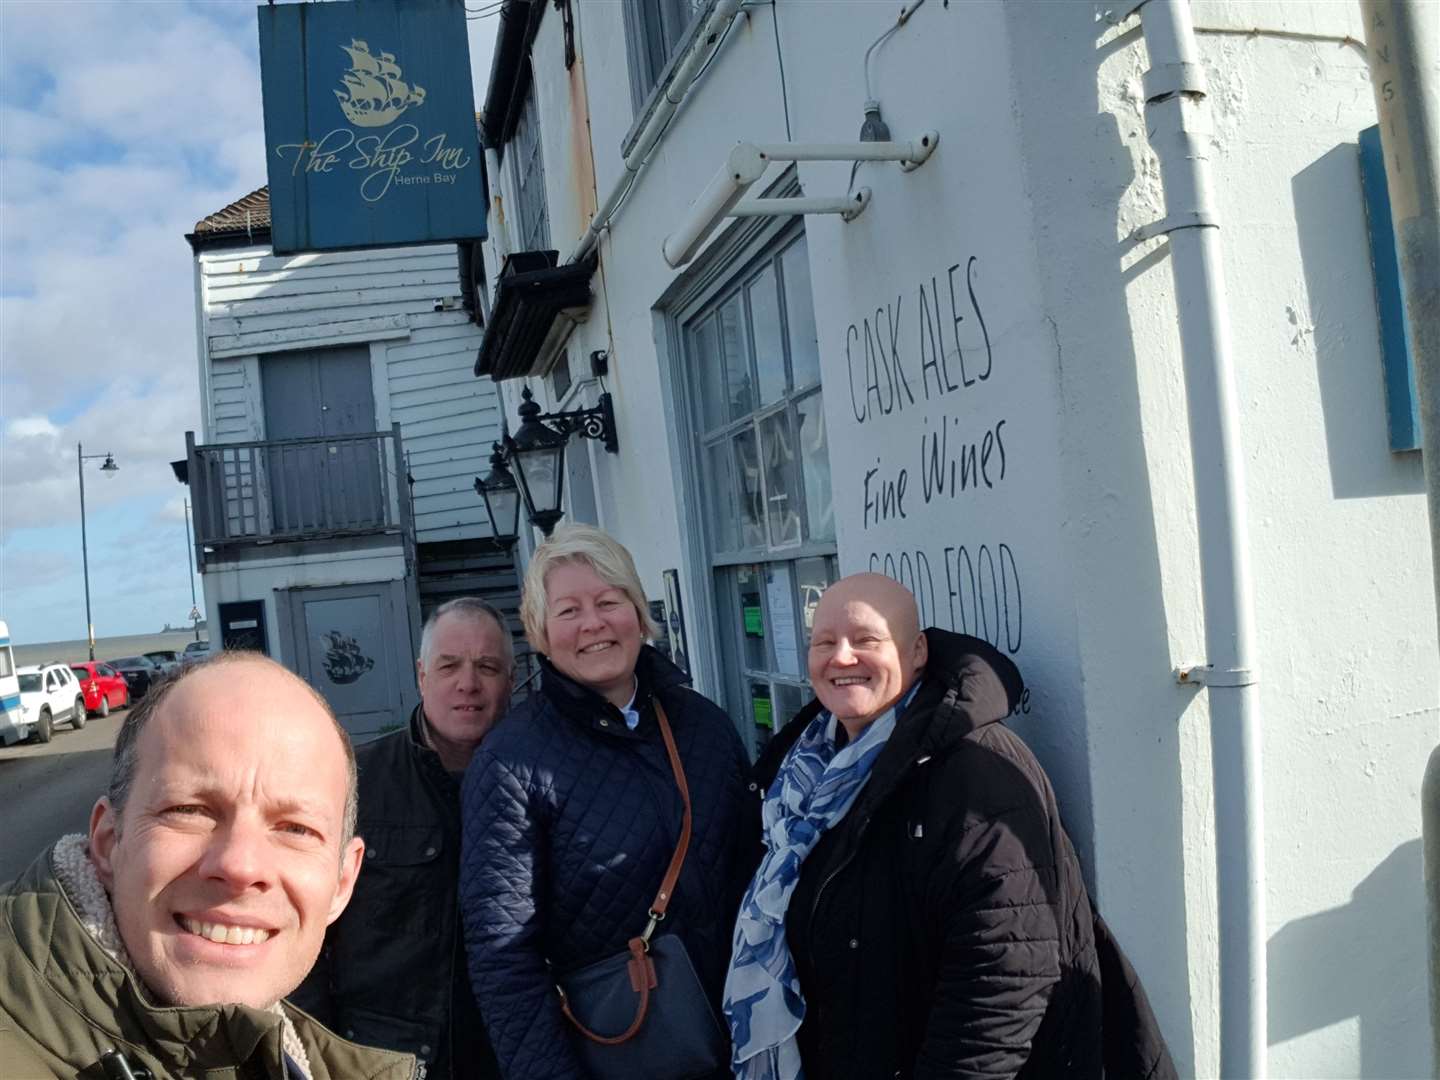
[258,0,487,254]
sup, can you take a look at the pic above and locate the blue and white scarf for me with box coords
[722,685,920,1079]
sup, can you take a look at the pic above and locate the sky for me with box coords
[0,0,499,645]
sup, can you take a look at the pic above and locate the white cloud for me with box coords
[5,416,59,439]
[0,0,500,636]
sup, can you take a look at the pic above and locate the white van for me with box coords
[0,620,31,746]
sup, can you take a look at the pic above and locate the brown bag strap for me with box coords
[561,698,692,1045]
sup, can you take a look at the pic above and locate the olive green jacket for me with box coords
[0,842,418,1080]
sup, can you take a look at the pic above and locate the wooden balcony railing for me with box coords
[186,425,412,566]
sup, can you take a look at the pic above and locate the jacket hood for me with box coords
[909,627,1024,748]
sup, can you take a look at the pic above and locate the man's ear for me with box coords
[326,836,366,925]
[911,629,929,677]
[415,657,427,694]
[89,797,119,890]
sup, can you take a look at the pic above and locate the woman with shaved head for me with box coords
[723,573,1175,1080]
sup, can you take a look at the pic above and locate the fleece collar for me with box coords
[48,833,315,1079]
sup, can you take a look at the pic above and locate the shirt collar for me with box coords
[619,677,641,730]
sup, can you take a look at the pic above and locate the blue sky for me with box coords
[0,0,498,645]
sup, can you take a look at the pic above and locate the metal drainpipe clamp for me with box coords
[1175,664,1259,688]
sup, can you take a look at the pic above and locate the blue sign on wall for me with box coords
[258,0,487,254]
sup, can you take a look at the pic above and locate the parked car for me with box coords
[0,620,30,746]
[70,661,130,718]
[144,649,183,674]
[17,663,86,743]
[108,655,165,702]
[182,641,213,663]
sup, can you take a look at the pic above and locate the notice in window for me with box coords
[765,565,800,676]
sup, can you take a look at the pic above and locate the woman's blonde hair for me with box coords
[520,524,659,654]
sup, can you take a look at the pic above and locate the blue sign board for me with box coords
[258,0,487,254]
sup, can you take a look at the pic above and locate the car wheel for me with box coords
[122,688,131,710]
[72,697,87,730]
[34,708,53,744]
[98,694,110,719]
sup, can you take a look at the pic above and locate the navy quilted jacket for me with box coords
[459,645,750,1079]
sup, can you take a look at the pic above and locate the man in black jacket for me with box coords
[293,597,512,1079]
[729,573,1175,1079]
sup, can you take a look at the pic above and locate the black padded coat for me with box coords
[293,708,498,1080]
[459,645,751,1079]
[744,629,1176,1080]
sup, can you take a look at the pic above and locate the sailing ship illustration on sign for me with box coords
[335,39,426,127]
[321,630,375,684]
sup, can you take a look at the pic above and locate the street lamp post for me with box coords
[77,443,119,660]
[183,499,200,642]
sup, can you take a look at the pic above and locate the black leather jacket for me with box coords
[293,708,498,1080]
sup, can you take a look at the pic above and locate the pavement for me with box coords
[0,707,126,885]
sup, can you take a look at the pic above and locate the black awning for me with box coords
[474,251,595,381]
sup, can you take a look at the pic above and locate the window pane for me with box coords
[706,440,739,552]
[734,564,769,671]
[781,238,820,390]
[759,410,801,549]
[749,679,774,753]
[795,555,839,654]
[691,315,727,432]
[749,265,786,406]
[718,293,754,421]
[772,682,807,733]
[794,390,834,542]
[733,426,766,549]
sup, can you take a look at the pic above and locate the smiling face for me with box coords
[807,574,928,739]
[87,660,363,1009]
[417,610,513,756]
[543,559,644,708]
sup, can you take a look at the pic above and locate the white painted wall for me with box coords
[195,242,502,542]
[484,1,1437,1074]
[200,540,408,663]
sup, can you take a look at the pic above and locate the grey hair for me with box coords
[107,651,359,847]
[419,597,514,670]
[519,524,658,655]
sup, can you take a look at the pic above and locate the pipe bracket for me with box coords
[1144,61,1209,103]
[1176,664,1257,688]
[1129,209,1218,243]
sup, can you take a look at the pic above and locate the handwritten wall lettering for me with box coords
[848,255,993,425]
[844,252,1022,656]
[921,416,1007,501]
[868,540,1023,654]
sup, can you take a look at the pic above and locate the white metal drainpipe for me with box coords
[570,0,745,263]
[1132,1,1267,1075]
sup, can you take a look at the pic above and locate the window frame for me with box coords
[509,67,550,254]
[661,194,831,756]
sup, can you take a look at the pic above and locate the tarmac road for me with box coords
[0,708,125,885]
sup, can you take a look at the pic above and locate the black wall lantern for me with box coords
[474,442,521,549]
[475,385,619,540]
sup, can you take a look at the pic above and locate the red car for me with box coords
[69,661,130,718]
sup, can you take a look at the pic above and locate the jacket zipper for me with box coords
[808,753,932,928]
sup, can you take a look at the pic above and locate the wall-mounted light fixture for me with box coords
[475,386,618,540]
[474,442,522,549]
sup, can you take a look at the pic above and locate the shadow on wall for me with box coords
[1003,10,1198,1073]
[1267,838,1430,1078]
[1293,143,1424,500]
